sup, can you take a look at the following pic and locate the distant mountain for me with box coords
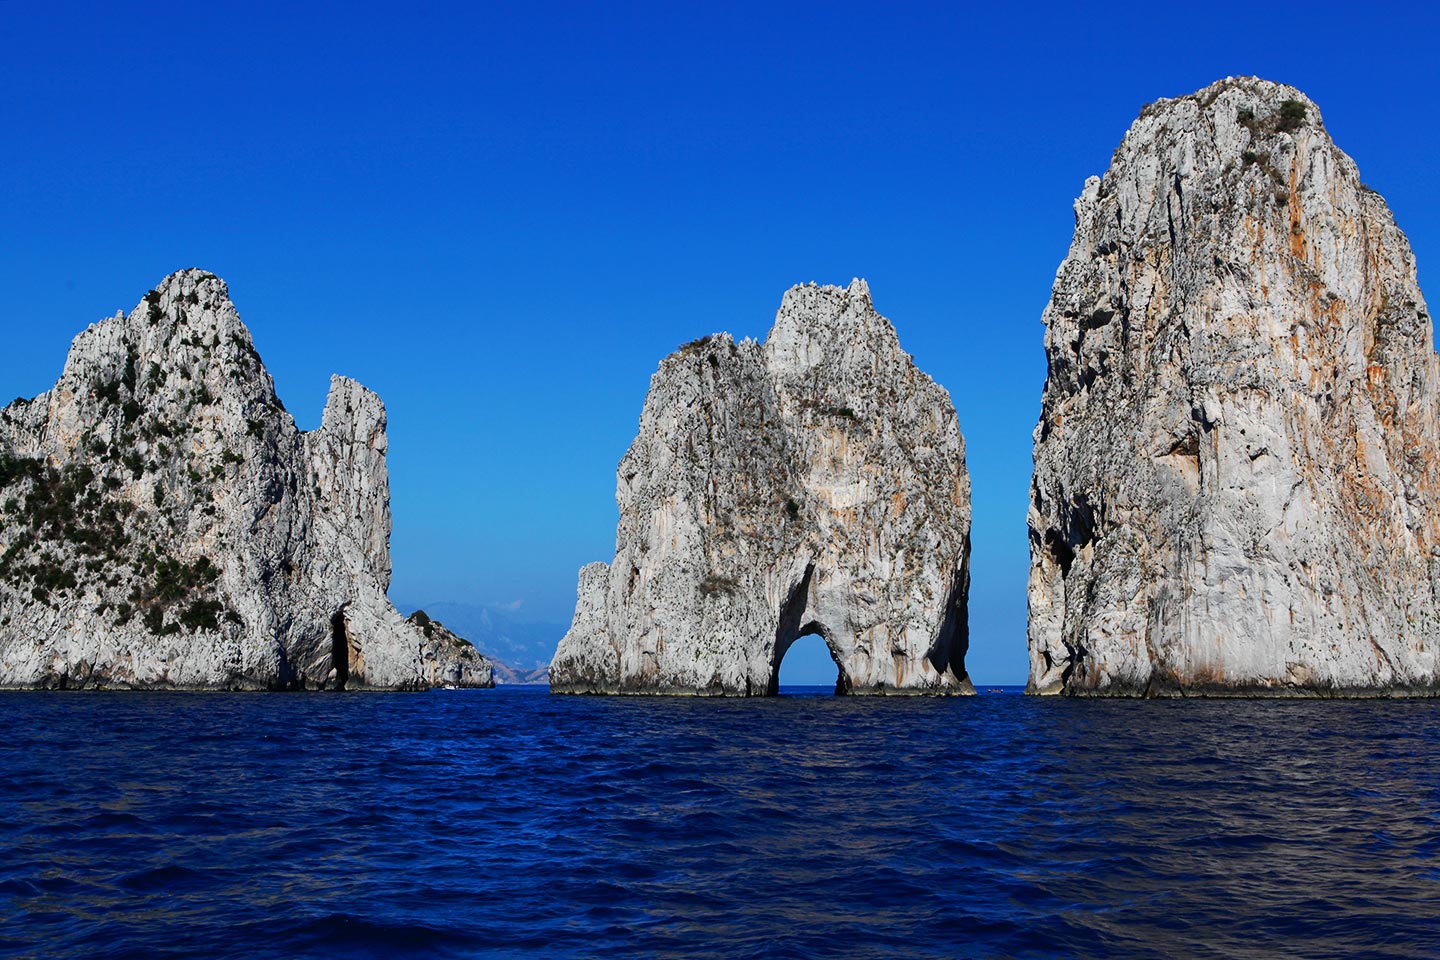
[489,660,550,685]
[396,601,565,682]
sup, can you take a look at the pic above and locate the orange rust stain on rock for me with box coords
[1288,156,1307,260]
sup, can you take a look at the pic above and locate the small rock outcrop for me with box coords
[0,269,493,690]
[1029,78,1440,695]
[406,611,495,687]
[551,280,972,695]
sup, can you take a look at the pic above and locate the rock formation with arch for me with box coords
[1029,77,1440,695]
[0,269,492,689]
[550,280,972,695]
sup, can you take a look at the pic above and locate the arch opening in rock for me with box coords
[773,630,843,694]
[767,563,851,695]
[330,610,350,691]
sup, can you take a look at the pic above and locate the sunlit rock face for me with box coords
[551,280,972,696]
[1029,77,1440,696]
[0,269,492,690]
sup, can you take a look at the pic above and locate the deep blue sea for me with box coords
[2,687,1438,959]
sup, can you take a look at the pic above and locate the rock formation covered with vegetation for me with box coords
[0,269,492,689]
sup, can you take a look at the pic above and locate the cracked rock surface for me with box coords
[0,269,492,690]
[551,280,972,696]
[1029,77,1440,696]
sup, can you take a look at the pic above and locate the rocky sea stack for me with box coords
[0,269,492,690]
[1029,78,1440,696]
[551,280,972,696]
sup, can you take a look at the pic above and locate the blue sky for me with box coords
[3,2,1437,684]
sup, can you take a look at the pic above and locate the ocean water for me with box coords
[2,687,1438,959]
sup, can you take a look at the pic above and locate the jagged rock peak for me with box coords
[1028,79,1440,696]
[551,280,972,696]
[0,269,493,690]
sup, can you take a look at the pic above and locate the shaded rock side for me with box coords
[1029,78,1440,696]
[0,269,493,690]
[551,280,972,695]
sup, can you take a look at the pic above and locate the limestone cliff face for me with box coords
[1029,78,1440,696]
[0,269,493,690]
[551,280,971,695]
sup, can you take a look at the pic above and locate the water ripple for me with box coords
[1,689,1438,958]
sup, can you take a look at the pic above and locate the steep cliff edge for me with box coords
[1029,77,1440,696]
[551,280,971,695]
[0,269,493,690]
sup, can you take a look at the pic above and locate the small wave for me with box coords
[115,863,207,892]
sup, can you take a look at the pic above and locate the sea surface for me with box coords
[2,687,1438,959]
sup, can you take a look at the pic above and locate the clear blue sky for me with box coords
[3,2,1437,684]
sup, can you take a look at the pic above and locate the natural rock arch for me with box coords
[551,280,973,696]
[769,626,844,695]
[767,563,846,694]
